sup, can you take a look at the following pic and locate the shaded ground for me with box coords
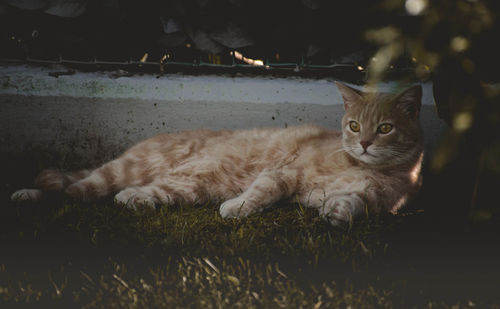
[1,152,500,308]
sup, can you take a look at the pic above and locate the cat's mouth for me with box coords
[357,150,378,163]
[360,150,374,157]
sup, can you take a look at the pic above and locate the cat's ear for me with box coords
[336,82,363,111]
[394,85,422,120]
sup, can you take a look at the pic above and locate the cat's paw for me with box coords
[114,189,157,210]
[318,195,360,228]
[219,198,255,218]
[11,189,43,201]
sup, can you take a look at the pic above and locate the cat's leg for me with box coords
[113,178,202,210]
[219,168,297,218]
[65,160,126,200]
[36,169,91,191]
[11,169,90,201]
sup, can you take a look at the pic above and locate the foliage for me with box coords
[366,0,500,221]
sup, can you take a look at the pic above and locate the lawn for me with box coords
[1,154,500,308]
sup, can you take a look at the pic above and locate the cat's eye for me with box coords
[378,123,393,134]
[349,121,360,132]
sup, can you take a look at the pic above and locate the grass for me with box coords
[1,154,500,308]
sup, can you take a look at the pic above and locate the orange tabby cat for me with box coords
[11,82,424,227]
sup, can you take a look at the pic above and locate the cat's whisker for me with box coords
[329,148,346,155]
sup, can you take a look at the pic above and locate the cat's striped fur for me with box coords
[11,83,424,227]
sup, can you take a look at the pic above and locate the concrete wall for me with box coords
[0,64,447,167]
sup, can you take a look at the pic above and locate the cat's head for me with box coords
[336,82,423,167]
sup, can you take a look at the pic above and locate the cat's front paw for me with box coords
[318,195,363,228]
[114,189,157,210]
[11,189,43,201]
[219,198,256,218]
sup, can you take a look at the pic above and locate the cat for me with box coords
[11,82,424,227]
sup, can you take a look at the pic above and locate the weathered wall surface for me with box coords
[0,64,446,167]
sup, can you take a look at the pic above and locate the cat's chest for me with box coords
[296,152,406,191]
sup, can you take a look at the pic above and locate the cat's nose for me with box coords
[360,141,372,150]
